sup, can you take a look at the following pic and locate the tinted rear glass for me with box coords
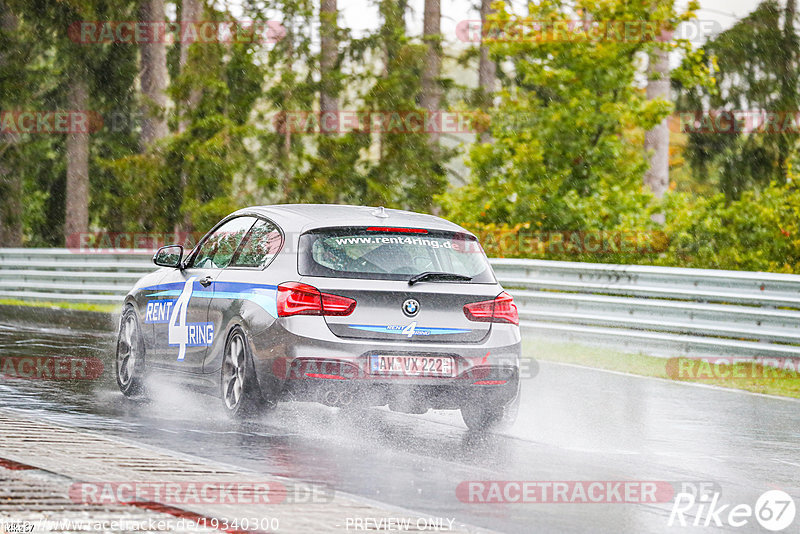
[230,219,283,268]
[298,228,496,283]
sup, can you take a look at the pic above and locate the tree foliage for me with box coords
[674,0,799,199]
[1,0,798,274]
[441,0,701,231]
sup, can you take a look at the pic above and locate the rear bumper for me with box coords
[283,364,520,411]
[249,318,522,410]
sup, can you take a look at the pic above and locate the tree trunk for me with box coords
[779,0,797,178]
[280,25,294,202]
[0,0,21,246]
[64,74,90,243]
[176,0,200,232]
[138,0,169,150]
[178,0,200,76]
[319,0,338,134]
[478,0,496,144]
[421,0,441,145]
[644,47,670,223]
[178,0,200,134]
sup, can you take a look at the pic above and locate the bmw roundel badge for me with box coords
[402,298,420,317]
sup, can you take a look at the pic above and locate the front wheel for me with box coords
[220,327,263,418]
[116,305,146,398]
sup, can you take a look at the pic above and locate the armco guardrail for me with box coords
[0,249,799,359]
[0,248,153,304]
[491,258,800,359]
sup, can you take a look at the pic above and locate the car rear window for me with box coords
[298,227,496,283]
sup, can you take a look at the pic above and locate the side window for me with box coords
[230,219,283,268]
[190,217,257,269]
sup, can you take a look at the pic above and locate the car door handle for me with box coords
[199,276,214,287]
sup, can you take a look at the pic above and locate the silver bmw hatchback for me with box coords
[116,204,521,430]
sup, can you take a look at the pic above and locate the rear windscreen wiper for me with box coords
[408,271,473,285]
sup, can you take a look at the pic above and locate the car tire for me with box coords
[220,326,263,418]
[116,304,146,398]
[461,393,520,432]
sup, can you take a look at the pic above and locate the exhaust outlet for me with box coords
[322,390,338,406]
[338,391,353,406]
[321,389,353,407]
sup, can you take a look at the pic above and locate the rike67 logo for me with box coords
[669,489,796,531]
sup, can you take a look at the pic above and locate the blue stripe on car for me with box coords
[143,281,279,318]
[348,325,470,336]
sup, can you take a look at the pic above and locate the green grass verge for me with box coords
[0,298,118,314]
[524,338,800,399]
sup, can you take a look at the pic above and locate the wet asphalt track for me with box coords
[0,321,798,533]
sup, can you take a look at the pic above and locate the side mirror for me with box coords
[153,245,184,268]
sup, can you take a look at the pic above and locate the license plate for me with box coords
[370,355,455,377]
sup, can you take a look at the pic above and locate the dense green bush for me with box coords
[460,183,800,274]
[658,183,800,273]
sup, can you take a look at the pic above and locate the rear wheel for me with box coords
[461,393,519,432]
[116,305,145,398]
[221,327,263,417]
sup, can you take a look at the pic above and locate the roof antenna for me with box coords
[371,206,389,218]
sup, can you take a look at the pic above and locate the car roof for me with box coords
[230,204,473,235]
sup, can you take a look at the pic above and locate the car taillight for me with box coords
[277,282,356,317]
[320,292,357,315]
[463,292,519,325]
